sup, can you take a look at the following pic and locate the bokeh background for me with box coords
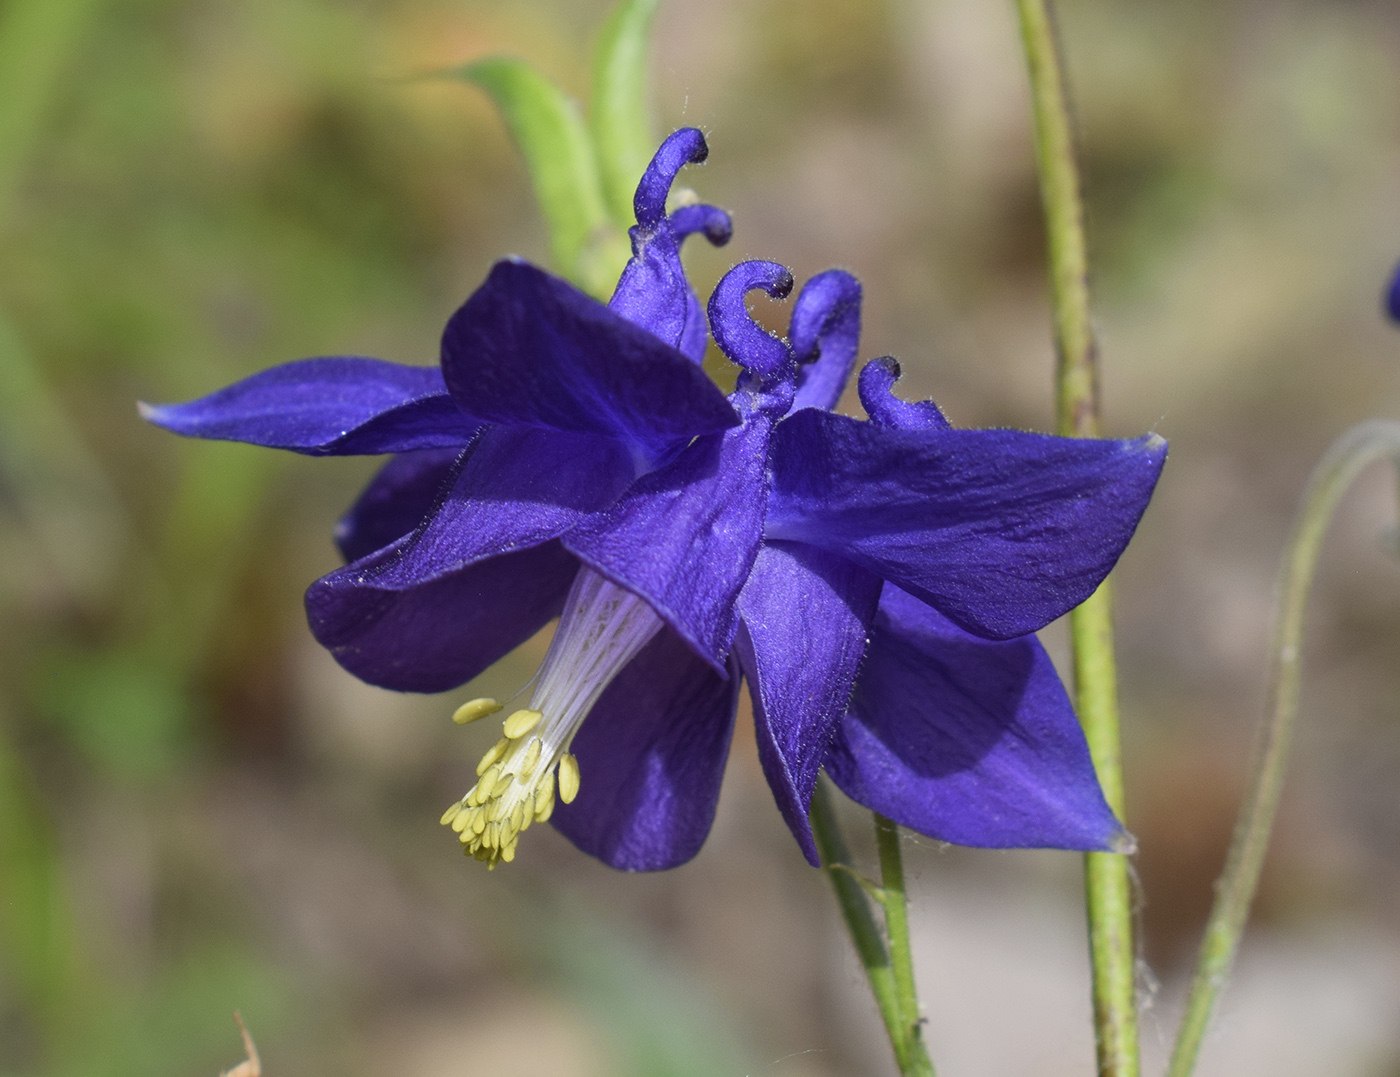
[2,0,1399,1074]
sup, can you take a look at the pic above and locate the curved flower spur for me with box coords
[723,270,1169,865]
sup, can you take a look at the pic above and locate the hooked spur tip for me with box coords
[668,203,732,248]
[633,129,710,229]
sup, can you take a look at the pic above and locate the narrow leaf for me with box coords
[457,56,612,293]
[590,0,662,227]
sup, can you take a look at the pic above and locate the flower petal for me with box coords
[307,538,579,693]
[305,425,632,691]
[609,200,732,364]
[734,542,882,864]
[564,409,772,672]
[440,259,737,463]
[825,587,1124,851]
[766,409,1167,639]
[333,446,465,563]
[789,269,862,413]
[552,628,739,870]
[139,357,479,455]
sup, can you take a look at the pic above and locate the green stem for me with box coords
[1015,0,1097,441]
[875,814,934,1076]
[810,783,934,1076]
[1167,421,1400,1077]
[1014,3,1139,1075]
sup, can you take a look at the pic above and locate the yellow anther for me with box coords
[476,737,509,776]
[510,802,525,833]
[503,708,544,740]
[519,806,532,832]
[519,737,543,778]
[534,792,555,824]
[472,812,487,835]
[440,803,462,827]
[451,809,473,834]
[558,753,581,804]
[452,697,503,725]
[477,764,501,798]
[501,842,516,863]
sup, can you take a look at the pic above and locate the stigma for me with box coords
[439,568,663,868]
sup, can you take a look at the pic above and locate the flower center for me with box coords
[439,568,664,868]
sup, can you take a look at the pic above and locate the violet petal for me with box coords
[564,409,772,673]
[826,586,1125,851]
[305,425,632,691]
[552,627,739,871]
[734,542,882,864]
[611,202,732,362]
[334,446,466,563]
[441,260,737,465]
[139,357,479,455]
[766,409,1167,639]
[307,538,578,694]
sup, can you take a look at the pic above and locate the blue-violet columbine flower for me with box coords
[143,127,1167,872]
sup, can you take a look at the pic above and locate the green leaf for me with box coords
[590,0,662,228]
[456,56,614,295]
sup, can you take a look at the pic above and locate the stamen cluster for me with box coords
[439,700,578,867]
[438,568,662,867]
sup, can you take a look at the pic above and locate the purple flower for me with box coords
[143,128,1167,873]
[1387,258,1400,322]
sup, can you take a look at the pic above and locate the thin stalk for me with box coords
[1167,420,1400,1077]
[810,783,934,1076]
[1014,3,1139,1075]
[875,814,934,1076]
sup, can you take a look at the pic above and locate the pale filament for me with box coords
[440,568,663,867]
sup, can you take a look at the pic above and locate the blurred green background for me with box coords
[2,1,1399,1074]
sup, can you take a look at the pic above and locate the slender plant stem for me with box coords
[810,783,934,1076]
[875,814,934,1076]
[1014,3,1139,1075]
[1167,421,1400,1077]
